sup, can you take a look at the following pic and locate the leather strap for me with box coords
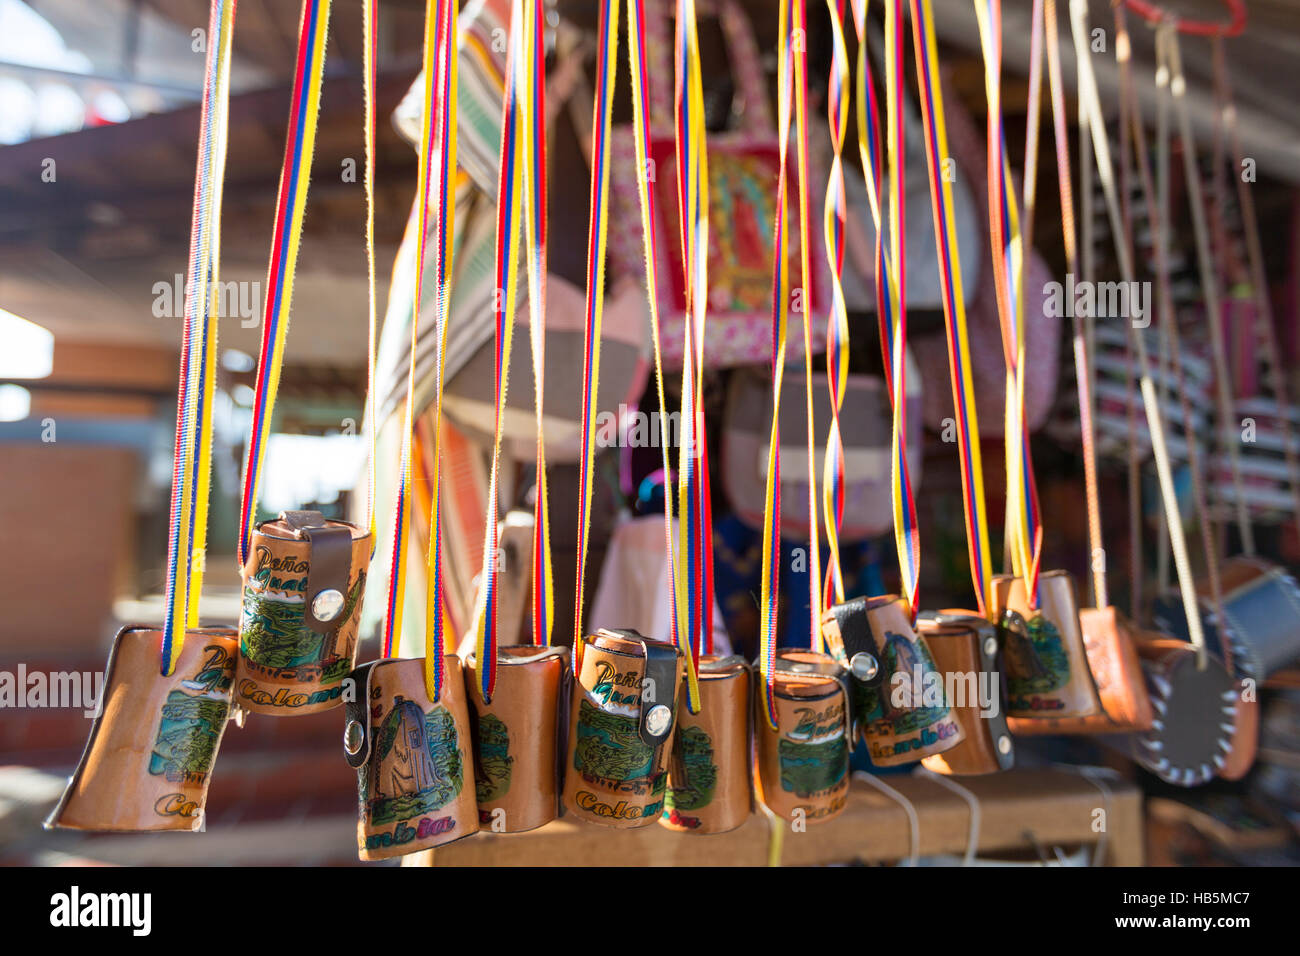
[343,660,379,769]
[638,639,678,748]
[280,510,353,634]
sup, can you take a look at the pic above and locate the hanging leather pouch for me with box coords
[992,571,1104,720]
[1006,605,1154,735]
[916,611,1014,775]
[465,645,570,834]
[821,595,964,766]
[237,510,371,716]
[562,628,683,828]
[661,654,752,834]
[344,655,480,860]
[753,649,851,825]
[1130,636,1237,787]
[1153,556,1300,681]
[47,625,238,832]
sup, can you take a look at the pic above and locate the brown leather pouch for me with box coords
[992,571,1103,720]
[917,611,1014,775]
[344,655,480,860]
[1131,636,1237,787]
[821,595,965,766]
[47,625,238,832]
[661,654,752,834]
[465,645,570,833]
[1006,605,1154,735]
[237,511,371,717]
[562,629,683,828]
[1153,556,1300,681]
[754,649,850,825]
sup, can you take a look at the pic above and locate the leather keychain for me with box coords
[564,629,684,827]
[345,0,480,860]
[48,0,240,833]
[811,0,963,770]
[461,0,572,837]
[235,0,374,718]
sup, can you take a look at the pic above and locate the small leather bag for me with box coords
[344,655,480,860]
[916,611,1014,775]
[661,654,752,834]
[465,645,570,833]
[992,572,1103,720]
[1131,637,1238,787]
[1007,606,1155,736]
[563,628,683,828]
[47,626,238,832]
[820,595,964,766]
[1153,557,1300,682]
[236,510,371,716]
[753,649,851,825]
[48,0,241,835]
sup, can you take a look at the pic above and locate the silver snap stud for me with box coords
[850,652,879,681]
[645,704,672,737]
[312,588,345,622]
[344,719,365,755]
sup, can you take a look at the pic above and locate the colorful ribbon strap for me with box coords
[672,0,711,683]
[972,0,1043,609]
[882,0,921,622]
[362,0,379,553]
[758,0,799,729]
[523,0,555,656]
[474,0,530,703]
[574,0,702,710]
[906,0,994,618]
[821,0,850,610]
[383,0,460,704]
[237,0,331,569]
[161,0,237,675]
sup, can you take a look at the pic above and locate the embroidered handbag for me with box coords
[606,0,828,368]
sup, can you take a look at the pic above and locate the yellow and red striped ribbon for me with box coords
[384,0,459,703]
[822,0,850,609]
[907,0,995,618]
[237,0,332,572]
[758,0,799,729]
[575,0,702,710]
[162,0,237,674]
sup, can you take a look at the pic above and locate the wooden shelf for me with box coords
[431,768,1144,867]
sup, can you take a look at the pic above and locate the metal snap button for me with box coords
[850,652,879,681]
[344,719,365,755]
[645,704,672,737]
[312,588,345,622]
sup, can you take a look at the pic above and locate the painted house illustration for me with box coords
[376,696,438,798]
